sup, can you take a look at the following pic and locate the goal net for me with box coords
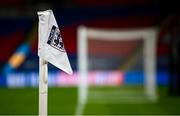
[77,26,158,106]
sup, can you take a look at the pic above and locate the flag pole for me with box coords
[39,58,48,115]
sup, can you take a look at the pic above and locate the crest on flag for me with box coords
[47,25,65,52]
[38,10,73,75]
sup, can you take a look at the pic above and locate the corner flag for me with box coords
[37,9,73,115]
[37,10,73,75]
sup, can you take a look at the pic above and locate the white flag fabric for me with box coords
[37,10,73,75]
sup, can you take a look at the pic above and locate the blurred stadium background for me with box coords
[0,0,180,115]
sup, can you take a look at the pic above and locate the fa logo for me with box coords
[47,25,65,52]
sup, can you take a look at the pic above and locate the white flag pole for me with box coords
[39,58,48,115]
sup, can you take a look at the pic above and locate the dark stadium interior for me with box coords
[0,0,180,115]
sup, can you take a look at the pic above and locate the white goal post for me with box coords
[77,26,158,105]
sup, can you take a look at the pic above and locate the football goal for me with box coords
[76,26,158,114]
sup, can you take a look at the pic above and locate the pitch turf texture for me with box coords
[0,86,180,115]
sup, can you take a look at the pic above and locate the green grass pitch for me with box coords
[0,86,180,115]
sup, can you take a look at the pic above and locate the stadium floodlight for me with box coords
[77,26,158,114]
